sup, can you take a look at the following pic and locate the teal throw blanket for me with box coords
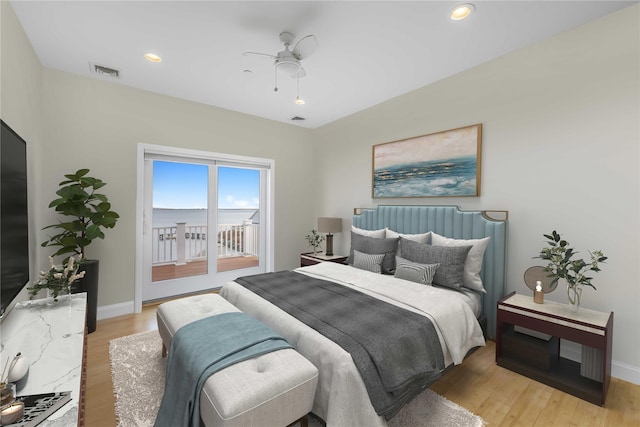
[154,312,293,427]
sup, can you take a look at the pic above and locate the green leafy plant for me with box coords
[41,169,119,259]
[305,229,325,253]
[537,230,607,291]
[28,255,85,300]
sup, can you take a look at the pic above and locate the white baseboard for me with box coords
[97,300,136,320]
[96,301,640,385]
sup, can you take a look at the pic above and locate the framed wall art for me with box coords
[372,124,482,198]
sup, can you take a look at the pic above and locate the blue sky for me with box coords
[153,161,259,209]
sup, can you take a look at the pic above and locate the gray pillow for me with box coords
[399,238,472,289]
[348,232,399,274]
[353,249,385,274]
[394,256,439,285]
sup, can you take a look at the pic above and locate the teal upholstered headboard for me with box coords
[353,205,508,339]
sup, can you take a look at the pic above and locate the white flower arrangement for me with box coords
[28,255,86,301]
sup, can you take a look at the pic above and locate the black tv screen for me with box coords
[0,119,30,319]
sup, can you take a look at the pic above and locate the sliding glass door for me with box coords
[216,166,261,274]
[137,145,273,304]
[150,161,210,283]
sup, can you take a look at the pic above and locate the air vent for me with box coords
[290,116,306,121]
[89,62,121,79]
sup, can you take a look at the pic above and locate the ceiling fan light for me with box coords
[451,3,475,21]
[276,60,301,75]
[144,53,162,63]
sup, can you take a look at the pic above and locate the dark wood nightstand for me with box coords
[300,252,348,267]
[496,292,613,405]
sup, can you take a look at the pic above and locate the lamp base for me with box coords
[325,234,334,256]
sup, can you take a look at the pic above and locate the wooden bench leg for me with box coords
[162,343,167,358]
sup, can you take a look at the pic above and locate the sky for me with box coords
[373,125,479,169]
[153,161,259,209]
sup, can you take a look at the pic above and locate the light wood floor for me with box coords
[87,303,640,427]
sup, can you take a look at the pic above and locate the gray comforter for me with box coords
[235,270,445,420]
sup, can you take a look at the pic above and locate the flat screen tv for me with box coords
[0,119,30,320]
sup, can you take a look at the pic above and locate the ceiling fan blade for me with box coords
[242,51,277,59]
[292,35,318,60]
[291,67,306,79]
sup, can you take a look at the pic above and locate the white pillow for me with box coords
[430,232,490,293]
[385,229,431,256]
[352,225,386,238]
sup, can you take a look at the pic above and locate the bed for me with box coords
[220,205,508,427]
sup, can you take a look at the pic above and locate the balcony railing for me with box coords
[152,220,259,265]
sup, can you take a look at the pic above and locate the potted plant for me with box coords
[41,169,119,332]
[305,229,325,254]
[536,230,607,312]
[27,255,85,302]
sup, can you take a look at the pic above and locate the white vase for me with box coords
[567,285,582,312]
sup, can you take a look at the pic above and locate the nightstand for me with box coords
[496,292,613,405]
[300,252,348,267]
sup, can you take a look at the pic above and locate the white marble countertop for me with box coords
[0,293,86,426]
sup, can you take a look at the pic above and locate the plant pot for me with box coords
[74,259,99,333]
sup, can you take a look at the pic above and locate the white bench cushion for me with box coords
[156,293,318,427]
[201,348,318,427]
[157,293,240,352]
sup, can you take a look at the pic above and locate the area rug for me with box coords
[110,330,485,427]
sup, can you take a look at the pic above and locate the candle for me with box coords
[0,401,24,425]
[534,281,544,303]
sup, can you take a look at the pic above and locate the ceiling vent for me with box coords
[290,116,306,121]
[89,62,121,79]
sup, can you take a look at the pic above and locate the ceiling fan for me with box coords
[243,31,319,92]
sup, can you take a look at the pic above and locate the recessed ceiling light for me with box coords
[144,53,162,63]
[451,3,475,21]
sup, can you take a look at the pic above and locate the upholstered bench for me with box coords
[156,293,319,427]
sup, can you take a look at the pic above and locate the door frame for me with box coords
[134,143,275,313]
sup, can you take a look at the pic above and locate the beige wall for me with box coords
[39,69,315,307]
[3,1,639,381]
[3,1,315,311]
[312,6,640,378]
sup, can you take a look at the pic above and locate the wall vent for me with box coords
[290,116,306,121]
[89,62,121,79]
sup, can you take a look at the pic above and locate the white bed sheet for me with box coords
[457,286,483,318]
[220,262,485,427]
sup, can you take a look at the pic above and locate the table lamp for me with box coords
[318,217,342,256]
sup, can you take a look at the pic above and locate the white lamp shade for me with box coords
[318,217,342,234]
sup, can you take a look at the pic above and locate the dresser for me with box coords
[0,293,87,425]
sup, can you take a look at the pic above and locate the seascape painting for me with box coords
[372,124,482,198]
